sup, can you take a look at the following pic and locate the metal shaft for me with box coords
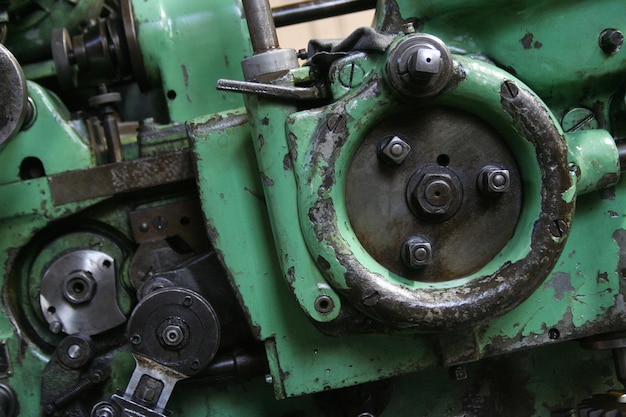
[617,140,626,172]
[272,0,376,27]
[242,0,280,53]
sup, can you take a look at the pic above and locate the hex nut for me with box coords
[401,237,432,268]
[378,136,411,165]
[478,166,511,194]
[411,171,463,221]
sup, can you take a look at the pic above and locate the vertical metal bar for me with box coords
[241,0,280,53]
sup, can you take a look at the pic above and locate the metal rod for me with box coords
[217,78,326,100]
[272,0,376,27]
[242,0,280,53]
[617,140,626,172]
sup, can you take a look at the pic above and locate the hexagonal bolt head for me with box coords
[378,136,411,165]
[401,237,433,268]
[478,166,510,195]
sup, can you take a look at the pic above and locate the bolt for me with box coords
[129,334,141,345]
[297,49,308,60]
[378,136,411,165]
[138,222,149,232]
[265,374,274,385]
[314,295,334,314]
[478,166,511,195]
[191,359,201,370]
[183,295,193,307]
[92,403,118,417]
[548,328,560,340]
[67,344,83,360]
[402,22,415,35]
[407,47,441,80]
[549,219,568,238]
[338,62,365,89]
[152,216,167,232]
[49,321,62,334]
[561,107,598,132]
[161,325,184,347]
[449,365,468,381]
[401,236,433,268]
[411,170,463,221]
[500,80,519,99]
[327,114,347,133]
[600,29,624,54]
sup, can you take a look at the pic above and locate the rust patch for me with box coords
[261,117,270,126]
[258,134,265,149]
[545,272,573,301]
[283,153,292,171]
[317,255,331,270]
[520,32,534,49]
[600,186,616,201]
[260,172,274,187]
[244,187,265,203]
[181,64,189,88]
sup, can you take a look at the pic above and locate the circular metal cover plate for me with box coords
[346,106,522,282]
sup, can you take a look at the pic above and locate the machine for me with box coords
[0,0,626,415]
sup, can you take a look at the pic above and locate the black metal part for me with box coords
[314,379,392,417]
[56,335,93,369]
[41,336,110,417]
[600,29,624,54]
[50,0,147,90]
[346,106,521,281]
[0,384,18,417]
[308,78,573,329]
[242,0,280,53]
[0,42,27,146]
[127,288,220,376]
[48,150,194,205]
[272,0,376,27]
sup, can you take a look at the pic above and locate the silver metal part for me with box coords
[378,136,411,165]
[0,43,28,147]
[401,236,433,268]
[240,48,299,81]
[40,249,126,335]
[124,355,187,414]
[217,78,325,100]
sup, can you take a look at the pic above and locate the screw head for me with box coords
[129,334,141,345]
[378,136,411,164]
[478,166,511,194]
[600,29,624,54]
[401,237,433,268]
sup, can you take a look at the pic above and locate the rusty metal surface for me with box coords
[48,150,193,205]
[346,105,522,281]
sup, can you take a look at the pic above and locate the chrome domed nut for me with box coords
[478,166,510,194]
[378,136,411,165]
[401,237,432,268]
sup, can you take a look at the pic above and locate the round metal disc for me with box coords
[345,106,522,282]
[0,43,27,146]
[127,287,220,375]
